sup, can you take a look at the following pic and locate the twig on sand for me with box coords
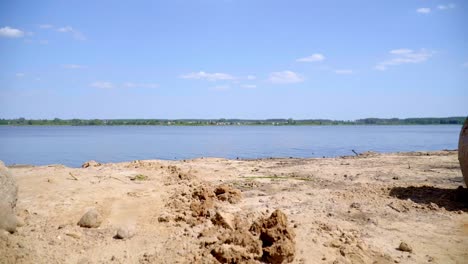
[352,150,359,156]
[110,176,126,183]
[68,172,79,181]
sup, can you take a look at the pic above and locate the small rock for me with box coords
[350,202,361,209]
[330,240,341,248]
[16,216,25,227]
[398,241,413,253]
[158,213,171,223]
[428,203,439,210]
[114,225,136,239]
[77,208,102,228]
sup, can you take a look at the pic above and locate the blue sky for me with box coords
[0,0,467,120]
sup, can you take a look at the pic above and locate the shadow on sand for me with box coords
[389,185,468,212]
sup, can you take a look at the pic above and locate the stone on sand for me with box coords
[398,241,413,253]
[77,208,102,228]
[114,225,136,239]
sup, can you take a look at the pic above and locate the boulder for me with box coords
[0,161,19,233]
[459,118,468,187]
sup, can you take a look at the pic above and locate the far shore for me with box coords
[1,116,465,126]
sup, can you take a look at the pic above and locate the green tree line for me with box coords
[0,117,465,126]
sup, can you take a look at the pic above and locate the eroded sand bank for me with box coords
[1,150,467,263]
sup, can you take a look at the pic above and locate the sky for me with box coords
[0,0,467,120]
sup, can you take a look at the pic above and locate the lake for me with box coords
[0,125,461,167]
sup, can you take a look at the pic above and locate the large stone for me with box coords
[0,161,19,233]
[459,118,468,187]
[77,208,102,228]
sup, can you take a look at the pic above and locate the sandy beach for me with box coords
[1,150,467,264]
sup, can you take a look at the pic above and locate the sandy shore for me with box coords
[1,150,467,264]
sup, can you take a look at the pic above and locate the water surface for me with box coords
[0,125,461,167]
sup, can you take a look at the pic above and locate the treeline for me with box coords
[0,117,465,126]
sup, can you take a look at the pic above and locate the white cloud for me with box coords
[122,82,158,89]
[334,69,353,75]
[90,81,113,89]
[296,53,325,62]
[376,49,433,71]
[416,7,431,14]
[241,84,257,89]
[211,85,230,91]
[180,71,235,81]
[63,64,86,69]
[438,3,456,10]
[390,49,413,55]
[57,26,86,40]
[16,73,25,78]
[39,24,54,29]
[246,75,256,80]
[57,26,72,33]
[268,71,304,84]
[0,26,25,38]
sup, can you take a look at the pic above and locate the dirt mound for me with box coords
[162,175,295,263]
[250,209,296,264]
[169,165,193,180]
[190,185,216,217]
[314,220,394,264]
[198,210,295,264]
[214,185,242,204]
[81,160,101,168]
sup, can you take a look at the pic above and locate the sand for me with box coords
[1,150,467,263]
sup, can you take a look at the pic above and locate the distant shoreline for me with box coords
[0,117,466,126]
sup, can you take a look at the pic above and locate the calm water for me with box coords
[0,125,461,167]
